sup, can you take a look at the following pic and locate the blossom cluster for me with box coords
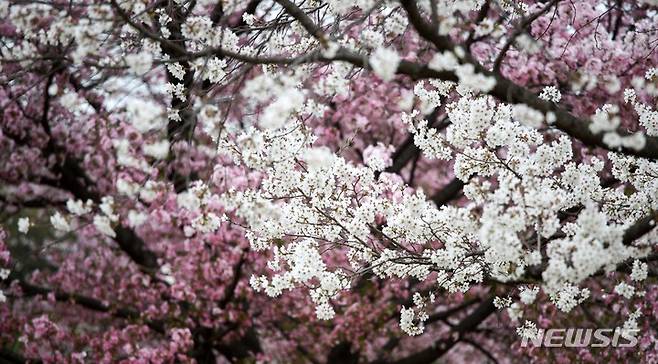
[1,0,658,363]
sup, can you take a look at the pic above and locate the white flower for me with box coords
[140,181,160,202]
[321,41,340,58]
[113,138,152,172]
[191,212,224,234]
[260,89,305,130]
[550,284,590,312]
[621,132,646,151]
[128,210,148,228]
[249,275,269,292]
[242,13,256,26]
[93,215,116,238]
[302,147,334,171]
[17,217,31,233]
[125,100,165,134]
[454,63,496,92]
[99,196,119,222]
[507,303,523,322]
[363,143,394,171]
[384,11,408,36]
[603,131,623,148]
[630,260,648,281]
[66,199,92,216]
[516,320,539,340]
[48,84,58,96]
[315,302,335,320]
[162,275,176,285]
[494,296,512,309]
[50,212,71,232]
[125,52,153,74]
[590,106,621,134]
[288,240,325,283]
[519,286,539,305]
[516,34,540,53]
[614,282,635,299]
[539,86,562,103]
[513,104,544,128]
[116,178,139,197]
[204,57,227,84]
[428,51,459,72]
[360,30,384,48]
[183,225,195,237]
[143,140,170,159]
[168,108,181,122]
[621,309,642,336]
[399,306,426,336]
[167,63,186,80]
[370,47,400,82]
[177,190,201,212]
[166,83,187,101]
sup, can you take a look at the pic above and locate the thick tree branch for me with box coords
[430,178,465,206]
[493,0,560,71]
[274,0,328,43]
[387,112,449,173]
[622,212,658,246]
[0,348,39,364]
[31,75,162,272]
[399,0,658,160]
[372,298,496,364]
[16,280,165,334]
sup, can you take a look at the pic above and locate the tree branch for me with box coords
[16,280,165,334]
[399,0,658,160]
[372,298,496,364]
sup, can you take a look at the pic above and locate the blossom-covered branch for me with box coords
[2,0,658,362]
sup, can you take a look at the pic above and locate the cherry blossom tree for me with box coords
[1,0,658,363]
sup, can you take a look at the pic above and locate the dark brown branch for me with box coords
[611,0,624,40]
[399,0,658,160]
[34,75,162,272]
[200,0,658,160]
[426,297,481,325]
[492,0,560,71]
[622,212,657,246]
[0,348,39,364]
[42,157,159,272]
[461,337,499,364]
[274,0,328,43]
[372,298,496,364]
[217,252,246,309]
[16,280,165,334]
[430,178,465,206]
[386,112,449,173]
[327,342,359,364]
